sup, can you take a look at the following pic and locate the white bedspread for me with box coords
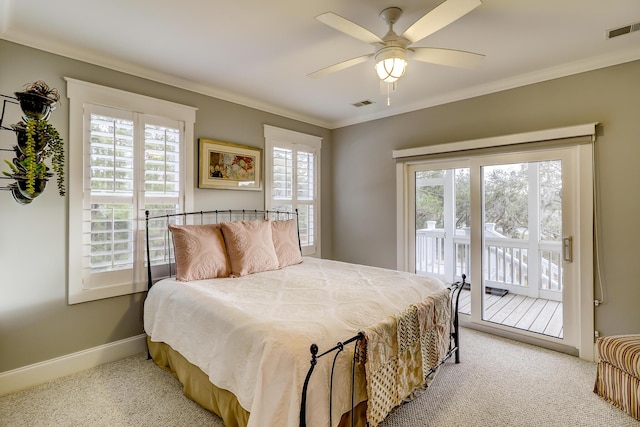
[144,257,446,427]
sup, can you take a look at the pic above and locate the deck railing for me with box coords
[416,227,562,297]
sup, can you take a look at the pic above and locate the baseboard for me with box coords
[0,333,147,397]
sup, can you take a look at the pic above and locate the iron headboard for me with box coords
[144,209,300,287]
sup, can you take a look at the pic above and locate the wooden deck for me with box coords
[457,289,563,339]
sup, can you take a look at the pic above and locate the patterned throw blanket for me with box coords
[358,288,452,427]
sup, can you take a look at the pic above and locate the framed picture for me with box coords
[198,139,262,190]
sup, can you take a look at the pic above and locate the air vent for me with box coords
[352,100,375,107]
[606,21,640,39]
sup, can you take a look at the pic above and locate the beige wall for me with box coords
[331,59,640,338]
[1,37,637,374]
[0,40,332,372]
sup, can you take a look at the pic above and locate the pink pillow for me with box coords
[271,219,303,268]
[220,220,280,277]
[169,224,230,281]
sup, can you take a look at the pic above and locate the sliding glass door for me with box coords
[478,159,565,338]
[409,147,579,346]
[413,167,469,284]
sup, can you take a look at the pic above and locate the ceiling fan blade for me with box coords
[411,47,484,68]
[316,12,383,44]
[307,54,373,79]
[402,0,482,44]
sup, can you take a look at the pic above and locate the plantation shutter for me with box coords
[266,128,320,256]
[294,149,315,249]
[83,104,183,289]
[272,147,293,199]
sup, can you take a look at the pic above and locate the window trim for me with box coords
[66,78,196,304]
[264,125,322,257]
[392,123,598,159]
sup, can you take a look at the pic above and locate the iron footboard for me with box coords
[299,275,466,427]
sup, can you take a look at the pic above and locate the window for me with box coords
[66,78,196,304]
[264,125,322,256]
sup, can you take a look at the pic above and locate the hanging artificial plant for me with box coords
[24,119,65,196]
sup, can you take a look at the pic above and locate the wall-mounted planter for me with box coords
[16,175,50,198]
[9,183,33,205]
[0,80,66,205]
[12,122,50,155]
[14,91,54,120]
[13,80,59,120]
[1,81,65,203]
[9,175,50,204]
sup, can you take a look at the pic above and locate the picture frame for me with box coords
[198,138,262,190]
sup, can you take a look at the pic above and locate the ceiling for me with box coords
[2,0,640,129]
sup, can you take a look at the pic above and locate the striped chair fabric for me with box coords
[593,334,640,421]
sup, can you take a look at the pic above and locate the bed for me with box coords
[143,209,462,427]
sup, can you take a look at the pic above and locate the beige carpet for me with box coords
[1,327,637,426]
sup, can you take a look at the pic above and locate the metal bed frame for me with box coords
[144,209,463,427]
[299,276,464,427]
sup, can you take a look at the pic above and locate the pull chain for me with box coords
[386,82,397,106]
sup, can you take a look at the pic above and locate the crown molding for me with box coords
[332,46,640,129]
[0,32,333,129]
[3,30,640,130]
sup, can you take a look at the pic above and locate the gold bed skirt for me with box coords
[147,337,367,427]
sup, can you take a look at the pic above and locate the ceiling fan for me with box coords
[308,0,485,86]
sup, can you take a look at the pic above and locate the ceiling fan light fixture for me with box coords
[374,47,407,83]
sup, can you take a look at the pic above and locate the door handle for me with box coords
[563,237,573,263]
